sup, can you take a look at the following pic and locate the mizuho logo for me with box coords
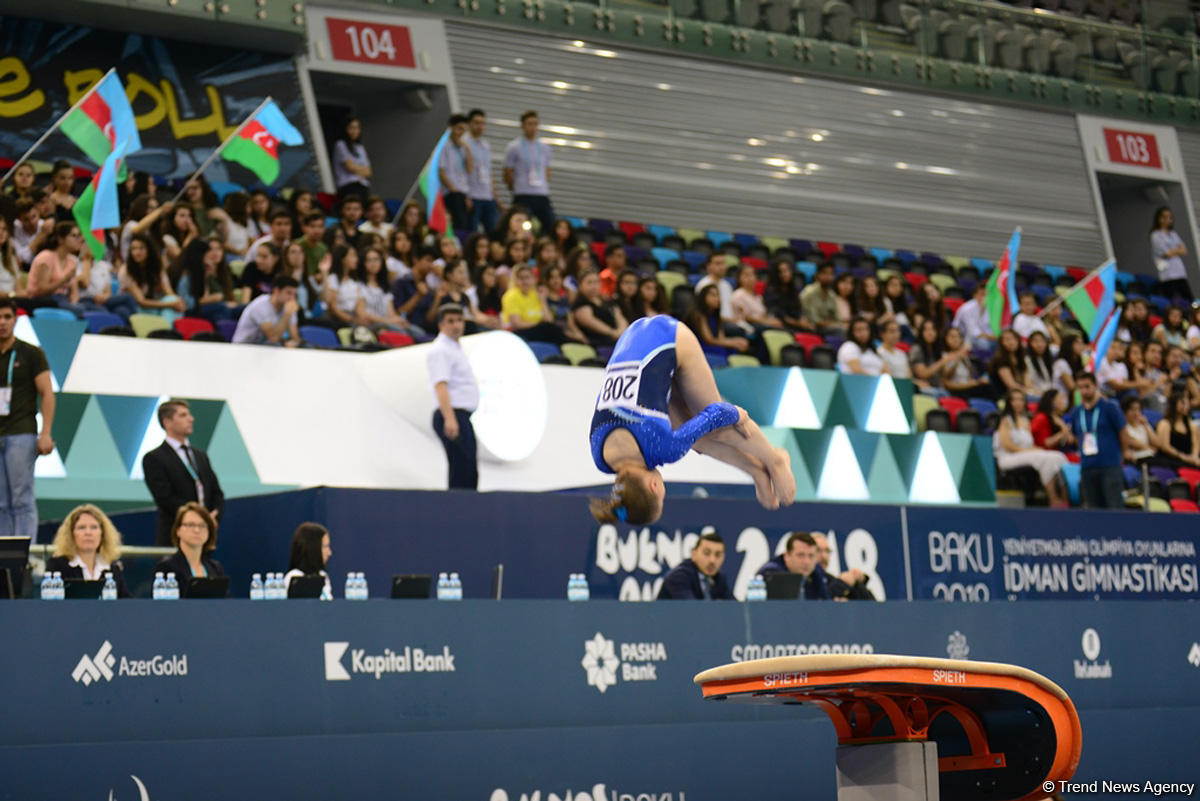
[72,640,115,685]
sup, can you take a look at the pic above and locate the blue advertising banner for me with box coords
[0,601,1198,800]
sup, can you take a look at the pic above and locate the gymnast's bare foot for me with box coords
[769,447,795,506]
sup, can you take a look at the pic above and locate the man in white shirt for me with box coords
[952,283,993,348]
[1011,292,1055,343]
[466,109,501,233]
[427,304,480,489]
[1096,339,1134,396]
[231,275,300,346]
[245,210,294,265]
[695,253,734,320]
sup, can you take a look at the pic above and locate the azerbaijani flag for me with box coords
[59,71,141,168]
[412,130,450,234]
[1086,307,1122,371]
[985,228,1021,336]
[221,100,304,185]
[1061,260,1116,341]
[72,138,130,260]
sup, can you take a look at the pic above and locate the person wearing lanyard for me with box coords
[466,109,502,234]
[427,304,480,490]
[657,531,732,600]
[1070,371,1129,509]
[758,531,833,600]
[438,114,475,234]
[142,399,226,546]
[503,110,555,237]
[0,297,54,537]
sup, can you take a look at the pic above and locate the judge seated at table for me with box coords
[45,503,130,598]
[759,531,832,600]
[657,530,732,600]
[154,502,226,590]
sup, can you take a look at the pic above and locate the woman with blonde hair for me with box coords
[45,504,130,597]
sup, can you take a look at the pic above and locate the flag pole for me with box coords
[168,96,272,206]
[1036,259,1113,319]
[0,68,118,187]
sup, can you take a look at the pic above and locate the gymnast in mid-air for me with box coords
[589,314,795,524]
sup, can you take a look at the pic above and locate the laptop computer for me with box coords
[286,574,325,599]
[763,572,805,600]
[391,574,432,599]
[63,579,104,600]
[0,537,31,599]
[184,576,230,598]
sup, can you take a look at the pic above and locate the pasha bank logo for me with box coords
[580,632,667,694]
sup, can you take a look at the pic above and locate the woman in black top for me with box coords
[1153,391,1200,468]
[988,329,1029,399]
[763,258,804,331]
[687,284,750,353]
[570,270,627,346]
[45,504,130,598]
[154,502,226,591]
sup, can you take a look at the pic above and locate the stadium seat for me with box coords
[652,247,680,269]
[524,341,562,363]
[779,345,806,367]
[174,318,215,340]
[378,331,415,348]
[676,228,705,247]
[1176,467,1200,498]
[656,271,688,298]
[1149,465,1176,486]
[903,272,928,290]
[956,409,983,434]
[682,251,708,273]
[943,296,965,315]
[809,345,835,370]
[82,312,123,334]
[794,332,824,354]
[299,325,339,348]
[647,224,676,242]
[789,239,814,259]
[1061,461,1081,505]
[968,398,998,416]
[913,394,939,431]
[1167,478,1193,502]
[561,342,598,366]
[762,329,796,366]
[794,261,817,282]
[726,353,760,368]
[32,307,77,322]
[869,247,893,264]
[215,319,238,342]
[618,221,646,241]
[129,314,170,338]
[926,409,952,432]
[671,285,696,319]
[816,241,840,259]
[1170,499,1199,512]
[706,231,732,249]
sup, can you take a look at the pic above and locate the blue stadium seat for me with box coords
[82,311,123,333]
[1116,270,1137,289]
[733,233,759,251]
[869,247,893,264]
[385,198,403,217]
[706,231,732,248]
[299,326,339,348]
[32,307,77,322]
[1043,265,1066,284]
[682,251,708,272]
[652,247,680,269]
[968,398,998,415]
[893,250,917,266]
[647,224,676,242]
[1032,285,1055,305]
[1148,295,1170,314]
[625,246,649,264]
[1134,274,1157,289]
[1061,462,1081,506]
[562,215,587,230]
[1122,464,1142,488]
[789,239,814,259]
[1143,408,1163,428]
[971,257,994,272]
[525,341,562,363]
[588,218,614,237]
[795,261,817,282]
[208,180,244,202]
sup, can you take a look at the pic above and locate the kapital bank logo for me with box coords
[72,641,187,686]
[581,632,667,694]
[324,640,457,680]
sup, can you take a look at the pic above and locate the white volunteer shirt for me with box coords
[426,333,479,411]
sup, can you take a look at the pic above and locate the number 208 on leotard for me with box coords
[597,363,643,412]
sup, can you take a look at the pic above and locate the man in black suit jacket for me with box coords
[142,399,225,546]
[657,530,732,600]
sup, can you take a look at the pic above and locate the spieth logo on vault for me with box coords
[71,640,187,685]
[324,641,456,680]
[581,632,667,694]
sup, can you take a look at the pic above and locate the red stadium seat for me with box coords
[1149,314,1162,329]
[903,272,927,290]
[378,331,415,348]
[590,241,607,262]
[794,333,824,356]
[315,192,337,213]
[943,296,965,314]
[1066,266,1087,281]
[174,318,215,340]
[1177,468,1200,497]
[618,221,646,240]
[754,280,765,296]
[742,257,767,272]
[816,241,840,259]
[1169,499,1199,513]
[938,396,967,426]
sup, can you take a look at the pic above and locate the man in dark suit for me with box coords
[657,530,732,600]
[759,531,833,600]
[142,399,224,546]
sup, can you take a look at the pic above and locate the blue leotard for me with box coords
[589,315,739,473]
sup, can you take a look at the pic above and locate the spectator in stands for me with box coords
[801,261,842,334]
[1,163,36,222]
[1097,339,1137,397]
[941,326,991,399]
[571,270,627,347]
[952,283,991,348]
[1121,396,1160,465]
[180,177,229,239]
[46,504,130,597]
[910,281,948,334]
[996,387,1068,506]
[1150,206,1193,303]
[1119,298,1153,343]
[1031,389,1076,452]
[143,399,225,545]
[282,241,320,318]
[635,276,667,321]
[1153,304,1188,350]
[598,244,628,299]
[333,115,371,200]
[657,530,731,600]
[472,263,503,323]
[333,195,364,250]
[877,319,909,378]
[428,304,479,490]
[47,160,76,223]
[832,272,855,329]
[1153,391,1200,468]
[1141,340,1172,412]
[504,110,554,235]
[284,522,333,599]
[1071,371,1128,508]
[464,232,491,275]
[120,194,170,263]
[466,109,501,234]
[1165,345,1200,407]
[0,297,53,537]
[76,248,136,320]
[553,219,579,259]
[759,531,832,600]
[360,246,425,336]
[231,274,300,347]
[1041,302,1069,345]
[1013,292,1057,345]
[910,318,949,396]
[295,211,330,281]
[731,263,782,330]
[1052,334,1084,399]
[324,245,364,328]
[12,196,52,268]
[533,237,561,274]
[157,200,199,266]
[439,114,475,232]
[764,258,805,331]
[688,284,749,354]
[177,237,243,323]
[0,217,29,305]
[988,329,1030,398]
[246,209,292,265]
[811,531,874,601]
[388,229,415,279]
[249,188,273,239]
[220,191,252,258]
[837,316,883,375]
[540,265,572,324]
[397,200,433,248]
[359,196,394,241]
[393,247,440,334]
[695,253,734,320]
[154,502,226,585]
[852,275,887,325]
[28,222,87,316]
[1026,331,1055,395]
[121,233,184,323]
[499,238,531,290]
[882,274,912,331]
[614,269,640,322]
[1187,305,1200,352]
[564,248,596,294]
[502,264,568,344]
[239,241,282,300]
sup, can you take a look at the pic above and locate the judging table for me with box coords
[2,600,1197,800]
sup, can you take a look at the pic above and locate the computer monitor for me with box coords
[184,576,230,599]
[63,579,104,600]
[0,537,31,600]
[391,574,432,599]
[286,575,325,599]
[763,572,804,600]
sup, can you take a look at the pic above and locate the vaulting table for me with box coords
[694,654,1082,801]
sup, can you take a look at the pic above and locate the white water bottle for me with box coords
[40,572,51,600]
[344,571,355,600]
[437,572,450,601]
[166,572,179,600]
[449,572,461,600]
[53,572,65,600]
[357,572,368,600]
[152,572,166,601]
[576,574,590,601]
[250,573,264,600]
[101,572,117,601]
